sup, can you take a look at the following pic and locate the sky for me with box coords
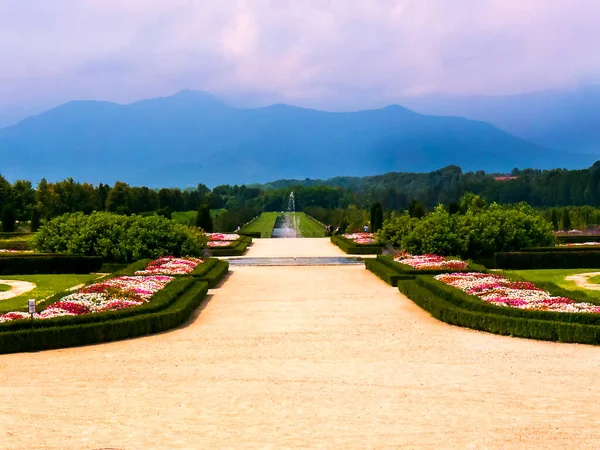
[1,0,600,115]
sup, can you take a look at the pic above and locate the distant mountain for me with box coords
[398,85,600,153]
[0,89,594,187]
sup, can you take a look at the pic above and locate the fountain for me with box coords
[271,192,301,238]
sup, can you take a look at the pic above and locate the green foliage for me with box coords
[408,199,425,218]
[1,208,16,232]
[370,202,384,232]
[550,209,559,230]
[196,204,213,232]
[378,194,555,258]
[0,284,10,292]
[33,212,207,263]
[330,235,383,254]
[562,208,572,230]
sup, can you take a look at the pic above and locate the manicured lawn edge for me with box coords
[0,279,209,354]
[0,254,102,275]
[209,236,251,256]
[330,235,383,254]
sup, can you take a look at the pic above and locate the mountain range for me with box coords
[0,89,597,187]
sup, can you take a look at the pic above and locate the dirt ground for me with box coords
[1,240,600,449]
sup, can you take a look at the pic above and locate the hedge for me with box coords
[397,278,600,344]
[0,254,102,275]
[375,255,486,275]
[0,277,196,332]
[209,237,251,256]
[494,251,600,269]
[330,235,383,254]
[239,231,261,238]
[0,240,32,250]
[521,246,600,252]
[115,258,229,288]
[0,279,209,354]
[0,232,34,239]
[556,235,600,244]
[364,258,415,286]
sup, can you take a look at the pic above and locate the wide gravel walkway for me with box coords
[1,239,600,448]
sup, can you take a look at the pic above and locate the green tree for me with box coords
[550,209,559,230]
[370,202,384,232]
[196,204,213,232]
[562,208,572,230]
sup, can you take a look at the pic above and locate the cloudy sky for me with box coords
[1,0,600,113]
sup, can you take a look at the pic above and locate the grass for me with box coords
[0,274,99,314]
[0,284,10,292]
[240,212,279,238]
[295,212,326,237]
[587,275,600,285]
[502,269,600,301]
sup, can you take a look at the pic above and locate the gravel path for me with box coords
[0,279,36,300]
[1,240,600,448]
[565,272,600,290]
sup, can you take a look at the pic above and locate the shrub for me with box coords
[330,235,382,254]
[33,212,207,263]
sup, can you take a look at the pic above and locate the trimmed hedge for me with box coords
[0,240,32,250]
[0,254,102,275]
[522,246,600,252]
[0,232,34,239]
[376,255,486,275]
[364,258,415,286]
[0,279,209,354]
[494,251,600,269]
[397,278,600,344]
[330,235,383,254]
[115,258,229,288]
[239,231,261,239]
[556,235,600,244]
[0,277,196,332]
[209,237,251,256]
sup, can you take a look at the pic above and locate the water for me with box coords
[271,192,300,238]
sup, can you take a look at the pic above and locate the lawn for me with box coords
[0,284,10,292]
[240,212,279,238]
[295,213,326,237]
[0,274,99,313]
[502,269,600,301]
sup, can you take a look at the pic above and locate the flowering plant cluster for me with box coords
[135,256,203,275]
[560,242,600,247]
[434,272,600,313]
[207,241,235,247]
[343,233,377,244]
[207,233,240,241]
[394,252,468,270]
[0,249,33,253]
[0,275,173,323]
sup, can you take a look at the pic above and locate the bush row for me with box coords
[376,255,487,275]
[0,277,196,332]
[330,235,383,254]
[0,279,209,354]
[556,235,600,244]
[238,231,261,239]
[364,259,416,286]
[208,237,251,256]
[0,240,32,250]
[0,232,34,239]
[494,251,600,269]
[0,254,102,275]
[521,246,600,252]
[115,258,230,288]
[397,277,600,344]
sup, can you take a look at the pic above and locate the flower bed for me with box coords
[207,233,240,241]
[435,272,600,313]
[394,253,468,270]
[134,256,203,275]
[560,242,600,247]
[0,275,173,323]
[207,241,235,248]
[343,233,377,244]
[0,249,33,253]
